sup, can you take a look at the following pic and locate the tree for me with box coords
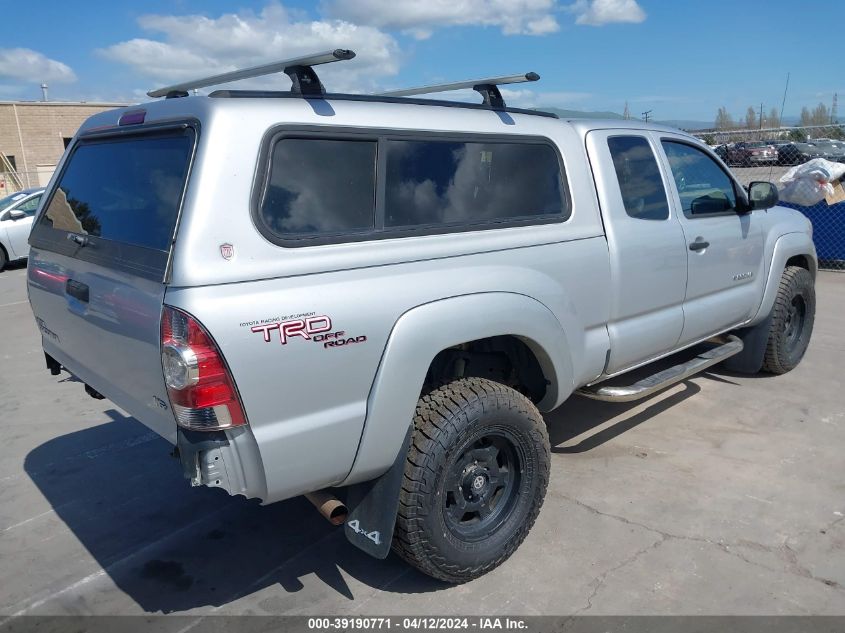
[800,106,812,127]
[811,102,831,125]
[800,102,832,128]
[700,133,716,145]
[715,107,734,130]
[745,106,758,130]
[767,107,780,129]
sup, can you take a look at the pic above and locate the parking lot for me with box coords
[731,165,791,186]
[0,263,843,619]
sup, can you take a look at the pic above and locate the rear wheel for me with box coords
[393,378,550,583]
[762,266,815,374]
[0,246,7,272]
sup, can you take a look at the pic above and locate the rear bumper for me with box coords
[177,426,268,501]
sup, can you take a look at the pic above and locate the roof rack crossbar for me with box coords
[377,72,539,109]
[147,49,356,98]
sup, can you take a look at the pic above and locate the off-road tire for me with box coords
[762,266,815,374]
[392,377,550,583]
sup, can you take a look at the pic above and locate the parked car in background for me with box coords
[810,140,845,163]
[0,187,44,270]
[726,141,778,166]
[775,141,824,166]
[713,143,729,162]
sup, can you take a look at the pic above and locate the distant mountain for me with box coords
[537,108,806,131]
[539,107,626,120]
[538,108,702,129]
[655,119,711,131]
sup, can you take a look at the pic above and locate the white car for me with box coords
[0,188,44,270]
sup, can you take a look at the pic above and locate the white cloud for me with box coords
[628,95,692,104]
[322,0,560,38]
[568,0,646,26]
[501,88,592,108]
[98,3,400,94]
[0,48,76,84]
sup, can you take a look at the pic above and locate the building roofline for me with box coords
[0,100,132,107]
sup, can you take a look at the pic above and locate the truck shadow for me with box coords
[546,380,701,453]
[23,410,443,614]
[2,260,28,271]
[544,338,767,452]
[24,376,707,613]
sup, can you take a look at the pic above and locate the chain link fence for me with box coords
[694,124,845,270]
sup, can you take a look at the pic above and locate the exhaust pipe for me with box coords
[304,490,348,526]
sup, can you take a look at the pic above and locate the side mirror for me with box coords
[8,209,26,221]
[747,181,778,210]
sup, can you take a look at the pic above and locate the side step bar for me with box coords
[577,335,744,403]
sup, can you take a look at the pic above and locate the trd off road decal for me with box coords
[245,314,367,349]
[249,315,332,344]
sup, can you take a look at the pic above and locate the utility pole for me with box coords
[623,101,630,120]
[832,93,838,124]
[642,110,652,123]
[759,102,764,130]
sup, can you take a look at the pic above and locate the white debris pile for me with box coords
[778,158,845,206]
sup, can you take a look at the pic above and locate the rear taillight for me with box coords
[161,306,247,431]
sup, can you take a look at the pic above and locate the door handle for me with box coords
[66,233,89,247]
[689,239,710,252]
[66,279,89,303]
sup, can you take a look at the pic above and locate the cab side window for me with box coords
[661,141,737,217]
[607,136,670,220]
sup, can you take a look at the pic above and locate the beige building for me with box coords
[0,101,128,194]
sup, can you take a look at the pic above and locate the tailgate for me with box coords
[27,124,196,443]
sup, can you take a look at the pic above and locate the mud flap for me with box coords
[722,312,773,374]
[343,425,412,559]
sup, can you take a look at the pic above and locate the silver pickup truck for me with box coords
[27,51,816,584]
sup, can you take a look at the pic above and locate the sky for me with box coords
[0,0,840,124]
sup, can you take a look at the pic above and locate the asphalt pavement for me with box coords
[0,263,843,619]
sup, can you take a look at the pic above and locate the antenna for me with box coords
[377,73,540,109]
[147,49,356,99]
